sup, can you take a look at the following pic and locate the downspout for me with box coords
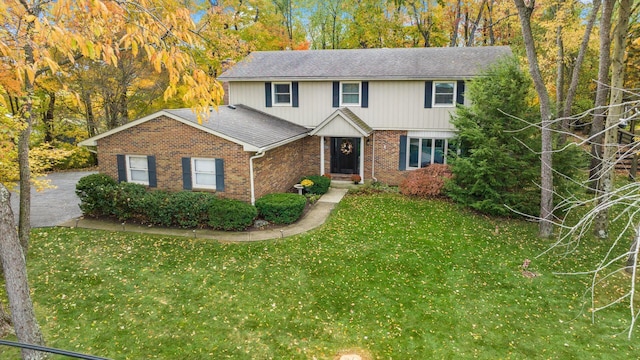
[370,132,377,182]
[249,149,266,205]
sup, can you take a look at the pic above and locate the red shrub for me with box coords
[399,164,452,198]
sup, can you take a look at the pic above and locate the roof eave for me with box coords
[247,132,309,152]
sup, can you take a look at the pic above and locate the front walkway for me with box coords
[59,187,349,242]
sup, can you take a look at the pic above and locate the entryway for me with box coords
[330,137,360,174]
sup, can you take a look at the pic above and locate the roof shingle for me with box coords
[219,46,512,81]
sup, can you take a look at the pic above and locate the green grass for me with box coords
[3,193,640,359]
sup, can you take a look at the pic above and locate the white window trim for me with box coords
[191,157,217,190]
[126,155,149,185]
[406,138,449,169]
[432,81,456,107]
[340,81,361,107]
[272,82,292,106]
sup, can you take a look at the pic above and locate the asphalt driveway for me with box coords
[9,171,96,228]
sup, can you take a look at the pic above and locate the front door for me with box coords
[331,137,360,174]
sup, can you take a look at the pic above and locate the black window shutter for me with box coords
[147,156,157,188]
[265,82,272,107]
[361,81,369,108]
[117,155,127,182]
[292,82,299,107]
[456,80,465,105]
[398,135,407,171]
[332,81,339,107]
[215,159,225,191]
[182,157,192,190]
[424,81,433,108]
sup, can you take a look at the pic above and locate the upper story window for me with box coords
[433,81,456,107]
[126,155,149,185]
[273,82,292,106]
[341,82,361,106]
[192,158,217,189]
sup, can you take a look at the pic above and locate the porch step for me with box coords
[330,180,361,189]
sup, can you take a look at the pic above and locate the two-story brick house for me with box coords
[79,46,511,204]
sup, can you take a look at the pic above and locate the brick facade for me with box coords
[96,115,319,203]
[369,130,409,185]
[253,136,320,201]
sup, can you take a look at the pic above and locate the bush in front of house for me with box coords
[76,174,257,230]
[399,164,452,198]
[111,182,148,221]
[256,193,307,224]
[76,173,118,216]
[301,175,331,195]
[169,191,218,228]
[208,198,258,231]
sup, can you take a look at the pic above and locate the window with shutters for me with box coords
[191,158,217,189]
[272,82,292,106]
[433,81,456,106]
[407,138,450,168]
[340,82,360,106]
[126,155,149,185]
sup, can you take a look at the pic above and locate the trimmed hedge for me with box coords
[301,175,331,195]
[208,198,257,231]
[75,173,118,216]
[256,193,307,224]
[76,174,257,230]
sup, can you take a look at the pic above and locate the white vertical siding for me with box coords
[227,80,461,131]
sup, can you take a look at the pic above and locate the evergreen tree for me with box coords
[446,57,541,216]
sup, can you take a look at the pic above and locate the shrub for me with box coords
[169,192,217,228]
[142,191,173,227]
[76,173,118,216]
[112,182,148,220]
[351,174,362,184]
[208,198,257,231]
[256,193,307,224]
[301,175,331,195]
[399,164,452,198]
[349,181,398,195]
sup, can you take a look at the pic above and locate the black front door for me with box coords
[331,137,360,174]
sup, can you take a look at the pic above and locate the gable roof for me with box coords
[218,46,512,81]
[310,108,373,137]
[78,105,309,152]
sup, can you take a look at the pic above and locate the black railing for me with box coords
[0,339,111,359]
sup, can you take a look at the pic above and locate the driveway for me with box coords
[9,171,96,228]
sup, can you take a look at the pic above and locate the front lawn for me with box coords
[3,193,639,358]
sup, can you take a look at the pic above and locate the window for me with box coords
[273,82,291,105]
[433,82,456,106]
[341,82,360,106]
[126,155,149,184]
[191,158,217,189]
[407,138,449,168]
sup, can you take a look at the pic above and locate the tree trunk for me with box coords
[593,0,632,239]
[0,185,47,360]
[560,0,601,144]
[466,0,488,47]
[18,92,33,256]
[588,0,614,192]
[514,0,555,238]
[42,92,55,143]
[450,0,462,46]
[556,25,564,124]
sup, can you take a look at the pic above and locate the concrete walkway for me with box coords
[60,187,349,242]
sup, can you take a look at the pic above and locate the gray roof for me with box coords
[79,105,310,152]
[218,46,512,81]
[165,105,309,149]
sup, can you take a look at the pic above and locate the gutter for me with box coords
[249,149,266,205]
[371,132,377,182]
